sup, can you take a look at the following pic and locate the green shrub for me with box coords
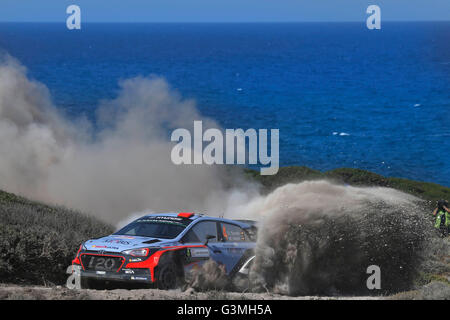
[0,190,113,285]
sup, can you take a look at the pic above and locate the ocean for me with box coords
[0,22,449,186]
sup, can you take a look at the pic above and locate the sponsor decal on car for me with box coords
[103,239,130,245]
[112,235,136,240]
[131,276,148,281]
[92,245,120,250]
[123,269,135,274]
[189,248,210,258]
[128,258,143,262]
[137,218,187,227]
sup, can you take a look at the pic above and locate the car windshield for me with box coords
[114,217,190,239]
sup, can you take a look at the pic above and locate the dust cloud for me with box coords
[0,53,252,223]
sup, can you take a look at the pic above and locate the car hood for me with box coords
[84,235,176,253]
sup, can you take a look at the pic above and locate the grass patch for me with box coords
[0,189,113,286]
[415,273,450,287]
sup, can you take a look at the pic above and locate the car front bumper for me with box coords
[80,268,153,284]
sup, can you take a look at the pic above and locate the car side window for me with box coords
[182,221,218,243]
[220,223,247,242]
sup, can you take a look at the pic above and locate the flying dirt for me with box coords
[231,181,435,296]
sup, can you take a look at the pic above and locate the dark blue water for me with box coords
[0,23,449,186]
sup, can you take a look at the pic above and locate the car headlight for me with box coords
[122,248,150,257]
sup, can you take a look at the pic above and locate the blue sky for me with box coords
[0,0,449,22]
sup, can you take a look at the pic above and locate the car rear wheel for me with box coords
[231,255,255,292]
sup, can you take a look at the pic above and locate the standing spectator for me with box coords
[433,200,450,237]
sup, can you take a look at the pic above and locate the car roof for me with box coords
[140,212,253,229]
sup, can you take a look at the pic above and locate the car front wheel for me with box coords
[156,262,182,290]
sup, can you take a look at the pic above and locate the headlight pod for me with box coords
[122,248,150,257]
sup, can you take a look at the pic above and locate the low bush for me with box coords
[0,190,113,285]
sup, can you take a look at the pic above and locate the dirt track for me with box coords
[2,282,450,300]
[0,284,381,300]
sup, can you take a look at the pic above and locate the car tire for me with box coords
[156,262,182,290]
[231,255,255,292]
[231,272,251,292]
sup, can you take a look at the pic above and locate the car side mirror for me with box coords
[204,234,215,246]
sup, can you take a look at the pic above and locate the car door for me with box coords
[180,220,227,274]
[214,222,255,274]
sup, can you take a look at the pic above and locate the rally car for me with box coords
[70,212,257,289]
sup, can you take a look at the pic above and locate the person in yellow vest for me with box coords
[433,200,450,237]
